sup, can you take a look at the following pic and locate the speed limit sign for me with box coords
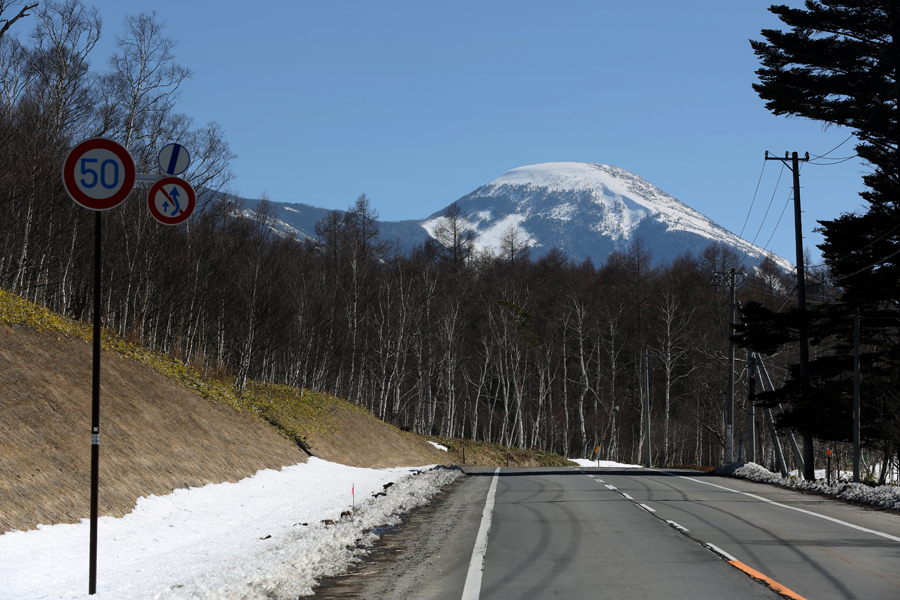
[62,138,136,210]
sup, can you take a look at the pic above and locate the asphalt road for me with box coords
[313,467,900,599]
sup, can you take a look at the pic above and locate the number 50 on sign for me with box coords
[62,138,136,211]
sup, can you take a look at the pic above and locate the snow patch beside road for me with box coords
[571,458,644,468]
[0,458,461,599]
[715,461,900,512]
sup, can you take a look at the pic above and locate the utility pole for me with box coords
[754,357,788,476]
[643,349,651,467]
[765,151,812,480]
[853,309,861,483]
[710,268,740,463]
[748,352,757,463]
[758,355,802,476]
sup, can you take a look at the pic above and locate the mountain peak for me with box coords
[488,161,631,193]
[430,161,792,270]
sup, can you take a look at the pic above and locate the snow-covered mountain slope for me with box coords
[422,162,792,269]
[247,161,790,269]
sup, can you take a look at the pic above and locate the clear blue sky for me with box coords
[47,1,869,264]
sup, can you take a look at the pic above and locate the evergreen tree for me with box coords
[751,1,900,307]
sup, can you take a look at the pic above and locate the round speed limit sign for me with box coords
[62,138,136,210]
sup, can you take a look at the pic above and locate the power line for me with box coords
[808,133,856,161]
[835,245,900,281]
[808,155,858,166]
[845,219,900,257]
[748,162,785,249]
[762,188,794,254]
[737,158,786,269]
[738,160,768,240]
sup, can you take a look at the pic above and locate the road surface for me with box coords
[312,466,900,599]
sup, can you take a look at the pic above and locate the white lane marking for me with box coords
[705,542,738,562]
[621,492,633,500]
[461,467,501,600]
[666,520,689,532]
[638,503,656,512]
[605,484,617,490]
[656,470,900,544]
[593,478,605,483]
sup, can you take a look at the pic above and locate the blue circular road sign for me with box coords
[157,143,190,176]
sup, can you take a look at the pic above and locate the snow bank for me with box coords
[0,458,461,599]
[427,440,449,452]
[570,458,644,468]
[714,461,900,512]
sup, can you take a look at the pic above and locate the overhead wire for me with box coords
[808,155,859,166]
[737,160,768,240]
[762,187,794,255]
[805,78,900,166]
[845,220,900,256]
[808,132,857,162]
[736,158,785,269]
[835,245,900,281]
[745,161,785,257]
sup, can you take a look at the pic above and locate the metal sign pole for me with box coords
[89,211,102,595]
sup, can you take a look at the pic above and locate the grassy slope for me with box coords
[0,289,572,533]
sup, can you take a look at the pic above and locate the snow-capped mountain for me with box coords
[421,162,791,269]
[251,161,791,269]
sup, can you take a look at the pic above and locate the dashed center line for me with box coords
[666,520,689,532]
[604,484,617,490]
[638,503,656,513]
[704,542,736,561]
[620,492,633,500]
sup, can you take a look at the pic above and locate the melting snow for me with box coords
[0,458,461,599]
[715,461,900,512]
[571,458,645,469]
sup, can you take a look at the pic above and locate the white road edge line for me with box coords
[656,470,900,543]
[638,503,656,512]
[705,542,738,562]
[461,467,501,600]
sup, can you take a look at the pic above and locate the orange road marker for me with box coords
[729,560,808,600]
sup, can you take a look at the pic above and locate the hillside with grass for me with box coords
[0,289,573,533]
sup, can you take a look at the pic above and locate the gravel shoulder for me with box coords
[311,470,493,599]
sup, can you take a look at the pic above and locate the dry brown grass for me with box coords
[427,437,575,468]
[0,325,306,533]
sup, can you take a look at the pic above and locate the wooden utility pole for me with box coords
[758,356,801,476]
[710,268,740,463]
[643,349,651,467]
[748,352,757,463]
[854,310,861,483]
[765,151,812,480]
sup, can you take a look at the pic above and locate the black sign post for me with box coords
[62,138,135,595]
[89,210,102,594]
